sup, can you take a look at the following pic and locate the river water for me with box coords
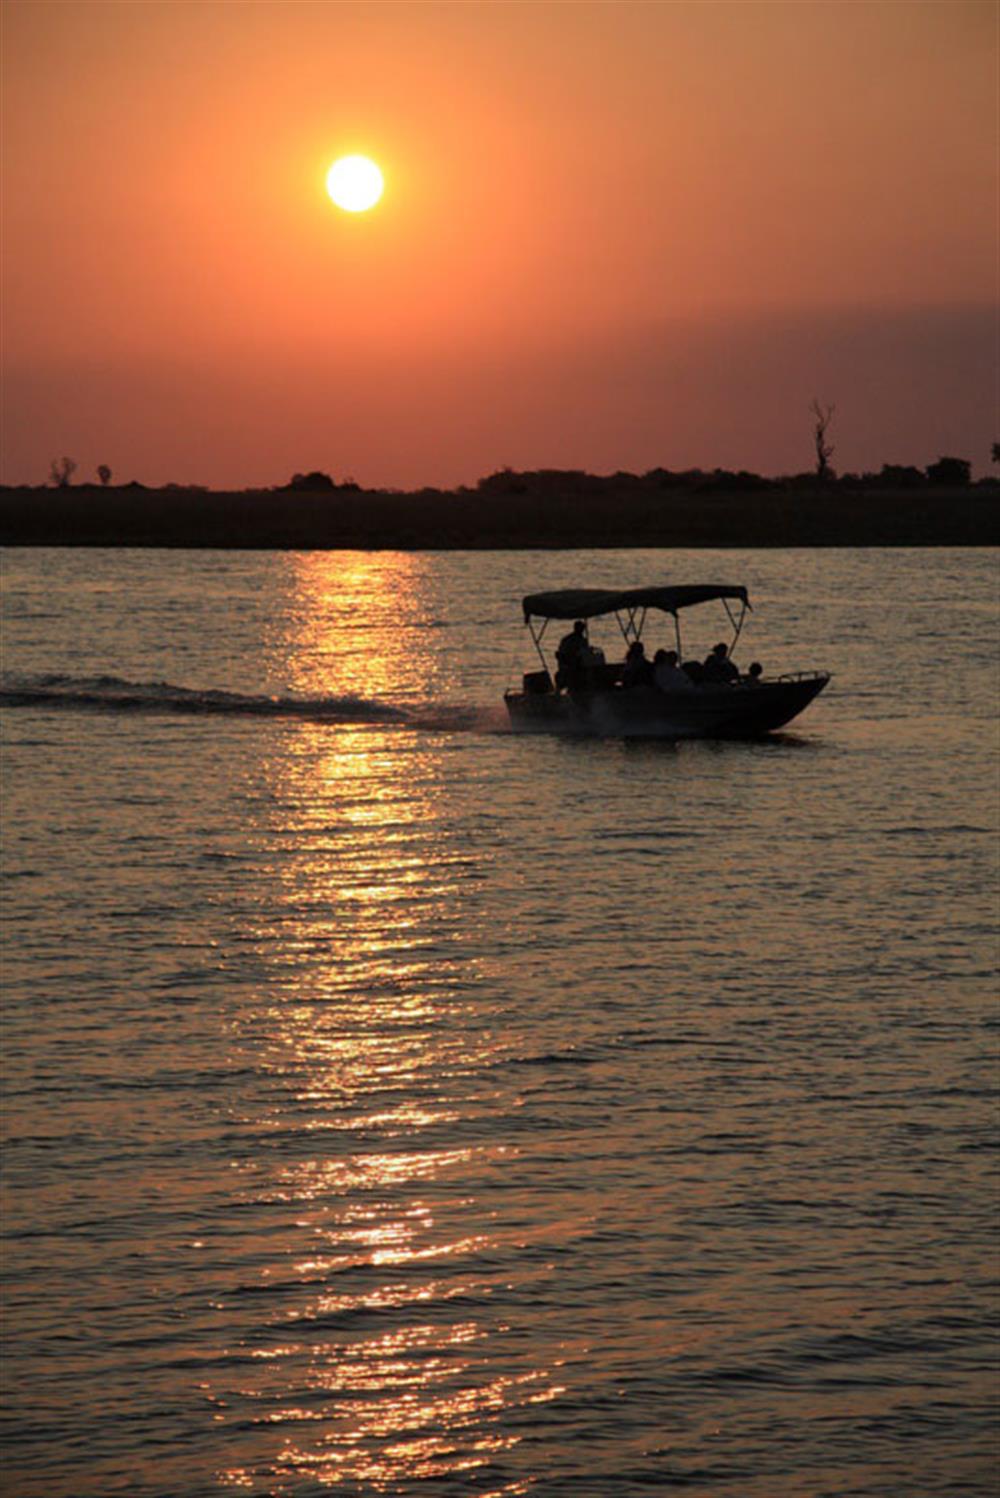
[1,547,997,1497]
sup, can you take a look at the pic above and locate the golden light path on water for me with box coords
[215,553,568,1491]
[279,552,459,705]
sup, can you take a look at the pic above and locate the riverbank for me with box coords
[1,479,997,548]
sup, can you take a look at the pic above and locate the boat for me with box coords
[503,584,830,737]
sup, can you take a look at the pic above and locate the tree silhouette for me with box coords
[926,456,971,486]
[288,470,336,490]
[49,456,77,487]
[809,400,835,480]
[97,464,112,486]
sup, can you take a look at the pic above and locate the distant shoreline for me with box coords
[1,478,997,549]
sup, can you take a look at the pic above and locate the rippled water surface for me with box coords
[1,547,997,1497]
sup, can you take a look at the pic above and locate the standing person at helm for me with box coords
[555,619,588,690]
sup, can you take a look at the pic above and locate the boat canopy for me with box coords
[521,585,750,622]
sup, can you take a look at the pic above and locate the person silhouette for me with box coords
[555,619,588,690]
[622,640,653,687]
[703,641,739,683]
[653,647,693,691]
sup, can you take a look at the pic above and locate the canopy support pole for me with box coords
[616,606,648,645]
[723,598,748,656]
[527,618,550,676]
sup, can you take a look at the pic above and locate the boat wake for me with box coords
[0,673,506,734]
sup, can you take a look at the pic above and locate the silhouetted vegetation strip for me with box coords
[1,468,996,548]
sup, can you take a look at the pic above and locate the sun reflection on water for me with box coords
[272,551,456,706]
[215,555,561,1492]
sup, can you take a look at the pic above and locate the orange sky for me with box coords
[2,0,996,488]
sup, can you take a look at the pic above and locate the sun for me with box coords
[326,155,384,213]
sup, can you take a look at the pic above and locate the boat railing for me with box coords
[772,670,831,683]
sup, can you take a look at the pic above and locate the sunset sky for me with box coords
[2,0,996,489]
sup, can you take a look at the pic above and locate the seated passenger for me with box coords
[653,648,693,692]
[622,639,654,687]
[682,658,705,684]
[744,661,764,686]
[702,641,739,683]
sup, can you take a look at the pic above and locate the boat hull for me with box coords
[504,675,830,738]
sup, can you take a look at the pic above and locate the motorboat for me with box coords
[503,584,830,737]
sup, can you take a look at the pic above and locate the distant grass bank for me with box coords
[1,481,997,549]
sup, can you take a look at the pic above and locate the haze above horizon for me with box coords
[2,1,996,490]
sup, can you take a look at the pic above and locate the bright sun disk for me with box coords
[326,155,384,213]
